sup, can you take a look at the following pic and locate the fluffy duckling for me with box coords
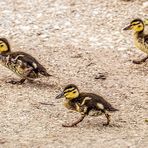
[123,18,148,64]
[56,84,118,127]
[0,38,50,84]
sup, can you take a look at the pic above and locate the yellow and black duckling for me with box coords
[0,38,50,84]
[123,18,148,64]
[56,84,118,127]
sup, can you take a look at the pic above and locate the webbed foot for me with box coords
[133,56,148,64]
[62,123,77,127]
[62,115,86,127]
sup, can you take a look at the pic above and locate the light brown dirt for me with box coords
[0,0,148,147]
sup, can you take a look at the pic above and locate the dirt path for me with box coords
[0,0,147,147]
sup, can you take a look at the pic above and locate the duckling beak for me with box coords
[123,25,132,30]
[56,92,64,99]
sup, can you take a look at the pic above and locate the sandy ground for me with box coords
[0,0,148,147]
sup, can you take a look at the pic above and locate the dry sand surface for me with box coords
[0,0,148,147]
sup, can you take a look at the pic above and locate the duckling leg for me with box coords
[133,55,148,64]
[62,114,86,127]
[103,112,111,126]
[6,78,26,85]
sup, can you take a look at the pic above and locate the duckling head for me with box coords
[123,19,144,32]
[56,84,80,100]
[0,38,11,54]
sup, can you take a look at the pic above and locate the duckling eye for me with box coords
[73,91,76,93]
[132,24,137,26]
[132,22,139,26]
[0,45,4,47]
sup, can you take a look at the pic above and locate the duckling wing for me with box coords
[10,52,50,76]
[80,93,118,112]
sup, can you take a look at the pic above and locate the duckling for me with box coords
[56,84,118,127]
[123,18,148,64]
[0,38,50,84]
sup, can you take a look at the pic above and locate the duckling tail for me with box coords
[37,64,52,77]
[108,107,119,112]
[40,70,52,77]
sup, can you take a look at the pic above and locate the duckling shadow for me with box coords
[0,77,58,90]
[84,119,123,129]
[26,80,57,89]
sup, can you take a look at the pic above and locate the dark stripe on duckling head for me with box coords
[64,84,78,91]
[131,18,143,24]
[131,19,144,27]
[64,88,75,93]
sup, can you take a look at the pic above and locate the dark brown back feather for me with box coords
[79,93,118,112]
[9,51,50,76]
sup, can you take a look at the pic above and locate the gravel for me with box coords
[0,0,148,147]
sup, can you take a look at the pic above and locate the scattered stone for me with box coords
[94,73,107,80]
